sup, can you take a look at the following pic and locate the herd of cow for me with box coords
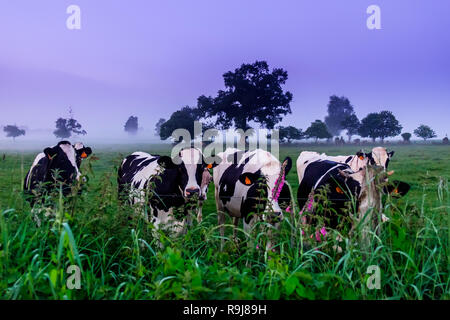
[23,141,411,249]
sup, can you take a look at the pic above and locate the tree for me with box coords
[401,132,412,143]
[197,61,293,131]
[341,114,360,142]
[414,124,437,141]
[124,116,139,135]
[53,110,87,139]
[155,118,166,136]
[278,126,304,143]
[359,111,402,143]
[159,106,204,142]
[305,120,332,143]
[3,125,25,141]
[324,95,355,136]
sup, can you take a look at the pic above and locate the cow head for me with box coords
[43,141,81,188]
[238,154,293,218]
[73,142,93,168]
[158,147,216,201]
[368,147,395,170]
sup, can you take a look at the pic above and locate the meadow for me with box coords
[0,143,448,300]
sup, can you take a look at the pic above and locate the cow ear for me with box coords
[238,172,260,186]
[388,151,395,158]
[356,151,365,160]
[157,156,177,169]
[44,147,58,160]
[80,147,92,159]
[282,157,292,175]
[386,180,410,197]
[365,153,375,164]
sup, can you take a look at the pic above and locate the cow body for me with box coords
[117,148,213,234]
[24,141,92,225]
[24,141,92,204]
[213,148,292,249]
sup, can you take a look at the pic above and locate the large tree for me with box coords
[278,126,304,144]
[159,106,205,142]
[155,118,166,136]
[324,95,355,136]
[305,120,332,143]
[197,61,293,131]
[359,111,402,143]
[341,114,360,142]
[414,124,437,141]
[124,116,139,135]
[3,125,25,141]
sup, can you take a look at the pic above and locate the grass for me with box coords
[0,144,449,299]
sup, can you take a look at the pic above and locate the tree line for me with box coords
[1,61,442,143]
[153,60,440,144]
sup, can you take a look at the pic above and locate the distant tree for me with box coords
[305,120,332,143]
[359,111,402,143]
[401,132,412,143]
[278,126,303,143]
[324,95,355,136]
[341,114,360,142]
[443,135,449,145]
[160,106,204,142]
[53,118,87,139]
[197,61,293,131]
[3,125,25,141]
[53,109,87,139]
[155,118,166,136]
[124,116,139,135]
[414,124,437,141]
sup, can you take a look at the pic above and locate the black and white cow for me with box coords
[24,141,92,224]
[117,148,214,234]
[298,147,395,175]
[296,152,410,231]
[213,148,292,250]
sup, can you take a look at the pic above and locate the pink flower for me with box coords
[307,199,313,211]
[301,229,305,236]
[256,245,260,250]
[286,206,291,213]
[320,227,327,237]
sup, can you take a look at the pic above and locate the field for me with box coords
[0,143,448,300]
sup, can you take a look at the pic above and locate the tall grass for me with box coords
[0,145,448,299]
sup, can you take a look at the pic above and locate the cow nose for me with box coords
[185,188,200,198]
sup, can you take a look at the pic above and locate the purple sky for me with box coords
[1,0,449,140]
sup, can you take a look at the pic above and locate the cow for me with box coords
[213,148,293,250]
[296,147,402,222]
[24,141,92,225]
[117,147,214,235]
[296,154,410,248]
[297,147,395,175]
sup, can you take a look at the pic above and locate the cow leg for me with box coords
[232,217,239,244]
[218,211,226,251]
[243,215,258,251]
[197,201,203,223]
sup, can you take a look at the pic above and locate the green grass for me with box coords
[0,144,448,299]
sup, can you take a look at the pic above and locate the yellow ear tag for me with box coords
[245,177,252,185]
[207,163,213,169]
[81,152,88,159]
[359,156,364,160]
[394,188,399,194]
[336,187,344,194]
